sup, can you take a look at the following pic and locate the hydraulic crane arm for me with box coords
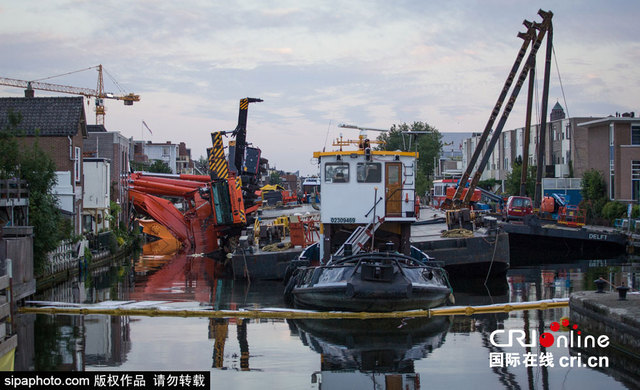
[231,97,263,174]
[448,19,538,207]
[462,10,553,205]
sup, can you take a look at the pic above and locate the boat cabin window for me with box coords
[357,162,381,183]
[325,162,350,183]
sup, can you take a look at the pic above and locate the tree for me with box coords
[269,171,281,185]
[376,122,442,197]
[147,160,173,174]
[582,169,607,202]
[580,169,608,220]
[194,155,209,175]
[504,156,536,196]
[1,113,64,272]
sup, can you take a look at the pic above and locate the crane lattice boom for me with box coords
[0,65,140,125]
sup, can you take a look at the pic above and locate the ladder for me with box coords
[333,216,385,257]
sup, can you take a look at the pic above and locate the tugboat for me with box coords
[284,129,452,311]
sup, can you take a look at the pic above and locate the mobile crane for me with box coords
[128,98,264,255]
[443,10,553,213]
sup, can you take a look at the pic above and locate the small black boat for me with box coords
[286,245,452,312]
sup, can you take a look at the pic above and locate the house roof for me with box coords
[579,116,640,128]
[87,124,107,132]
[0,96,87,137]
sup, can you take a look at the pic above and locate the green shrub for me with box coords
[601,201,627,222]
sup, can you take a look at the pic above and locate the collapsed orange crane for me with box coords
[128,98,264,256]
[129,172,246,254]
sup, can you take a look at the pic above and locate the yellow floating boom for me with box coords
[19,298,569,320]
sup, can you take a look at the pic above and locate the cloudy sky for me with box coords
[1,1,639,175]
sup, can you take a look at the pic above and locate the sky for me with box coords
[1,1,639,175]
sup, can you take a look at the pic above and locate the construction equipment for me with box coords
[128,172,247,254]
[128,98,264,256]
[208,97,266,214]
[0,64,140,125]
[445,10,553,210]
[259,184,297,206]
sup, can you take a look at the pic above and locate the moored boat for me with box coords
[284,127,452,311]
[290,245,451,312]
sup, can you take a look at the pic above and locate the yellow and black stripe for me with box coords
[209,131,229,180]
[235,177,246,223]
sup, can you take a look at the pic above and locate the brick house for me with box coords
[85,124,132,225]
[0,96,87,234]
[579,116,640,203]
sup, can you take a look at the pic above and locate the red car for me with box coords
[503,196,533,221]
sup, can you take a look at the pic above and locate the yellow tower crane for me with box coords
[0,64,140,125]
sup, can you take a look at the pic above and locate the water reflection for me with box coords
[15,251,640,389]
[290,317,449,389]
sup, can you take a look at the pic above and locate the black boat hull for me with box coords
[290,251,451,312]
[293,283,450,312]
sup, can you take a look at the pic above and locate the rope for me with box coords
[19,299,569,319]
[31,65,98,82]
[261,242,294,252]
[552,45,570,119]
[441,228,474,238]
[484,231,500,286]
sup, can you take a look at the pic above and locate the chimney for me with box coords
[24,84,34,98]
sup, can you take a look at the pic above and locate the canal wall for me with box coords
[569,290,640,382]
[36,246,134,291]
[0,226,35,301]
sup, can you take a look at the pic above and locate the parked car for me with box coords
[503,196,533,221]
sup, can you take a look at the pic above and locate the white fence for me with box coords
[45,239,87,275]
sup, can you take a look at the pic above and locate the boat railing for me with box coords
[364,196,384,218]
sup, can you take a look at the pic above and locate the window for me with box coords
[74,146,81,182]
[610,123,615,146]
[162,146,170,157]
[387,164,400,185]
[357,163,381,183]
[565,123,571,140]
[325,162,349,183]
[610,160,615,200]
[610,123,615,199]
[632,125,640,145]
[633,161,640,201]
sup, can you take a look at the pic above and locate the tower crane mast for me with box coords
[0,64,140,125]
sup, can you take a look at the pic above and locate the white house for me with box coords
[82,158,111,233]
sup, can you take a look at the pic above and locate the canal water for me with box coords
[13,251,640,389]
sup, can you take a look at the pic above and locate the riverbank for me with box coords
[570,290,640,386]
[35,246,136,291]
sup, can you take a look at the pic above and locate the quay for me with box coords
[411,210,509,277]
[570,290,640,387]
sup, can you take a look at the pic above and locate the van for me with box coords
[503,196,533,221]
